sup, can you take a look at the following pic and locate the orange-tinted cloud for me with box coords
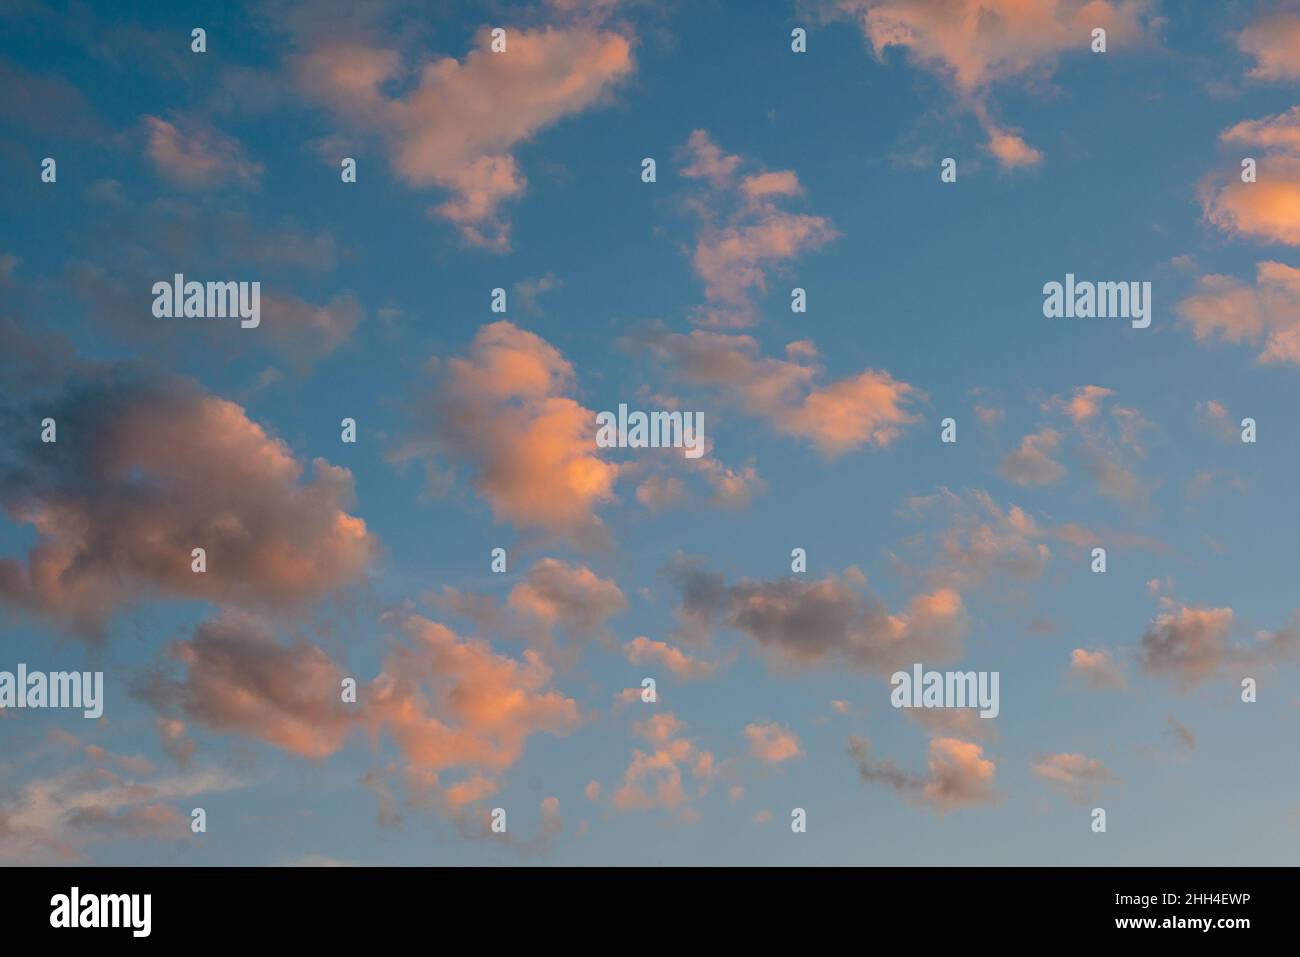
[367,612,582,786]
[1032,752,1115,802]
[678,131,838,327]
[1070,648,1126,689]
[744,721,803,763]
[396,322,620,548]
[623,636,717,680]
[142,114,263,189]
[1201,109,1300,247]
[669,557,966,675]
[295,26,633,249]
[506,558,627,644]
[640,327,918,456]
[1176,262,1300,364]
[1236,12,1300,81]
[849,735,997,812]
[1000,428,1066,486]
[1137,601,1235,691]
[833,0,1147,167]
[609,712,714,814]
[0,363,376,635]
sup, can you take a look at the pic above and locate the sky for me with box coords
[2,0,1300,866]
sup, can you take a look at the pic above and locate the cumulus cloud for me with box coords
[831,0,1148,168]
[744,721,803,763]
[1070,648,1126,690]
[1236,12,1300,82]
[1137,602,1236,691]
[849,735,997,812]
[367,612,583,800]
[0,359,376,635]
[999,428,1066,486]
[1200,108,1300,247]
[142,114,263,189]
[506,558,626,645]
[395,322,620,548]
[1176,262,1300,364]
[678,131,839,327]
[434,557,625,667]
[0,759,245,864]
[1032,752,1115,802]
[293,25,633,248]
[903,487,1161,592]
[623,636,717,680]
[667,557,966,675]
[638,326,919,456]
[608,712,714,814]
[143,610,357,759]
[1047,385,1114,425]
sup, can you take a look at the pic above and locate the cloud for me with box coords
[999,428,1066,486]
[1047,385,1113,424]
[623,636,717,680]
[1236,12,1300,81]
[639,326,918,456]
[434,557,625,662]
[609,712,714,814]
[0,759,245,864]
[1201,159,1300,247]
[1201,108,1300,247]
[904,488,1162,591]
[260,293,365,364]
[1137,601,1235,691]
[1166,715,1196,753]
[1176,262,1300,364]
[1032,752,1115,802]
[849,735,997,812]
[506,557,626,653]
[144,610,357,759]
[1221,106,1300,153]
[367,612,583,792]
[984,123,1043,168]
[667,557,966,675]
[395,322,620,548]
[1137,600,1300,692]
[831,0,1148,168]
[293,25,633,249]
[156,719,196,766]
[0,358,376,635]
[1070,648,1126,690]
[142,114,263,189]
[744,721,803,763]
[678,131,839,327]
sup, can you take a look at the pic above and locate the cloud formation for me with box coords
[294,25,634,248]
[849,735,997,812]
[678,131,838,327]
[668,557,966,675]
[1176,261,1300,364]
[832,0,1147,167]
[396,322,620,548]
[0,359,376,635]
[640,327,918,456]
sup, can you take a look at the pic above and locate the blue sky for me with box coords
[2,0,1300,865]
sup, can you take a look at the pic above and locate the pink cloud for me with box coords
[295,26,634,249]
[142,114,263,189]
